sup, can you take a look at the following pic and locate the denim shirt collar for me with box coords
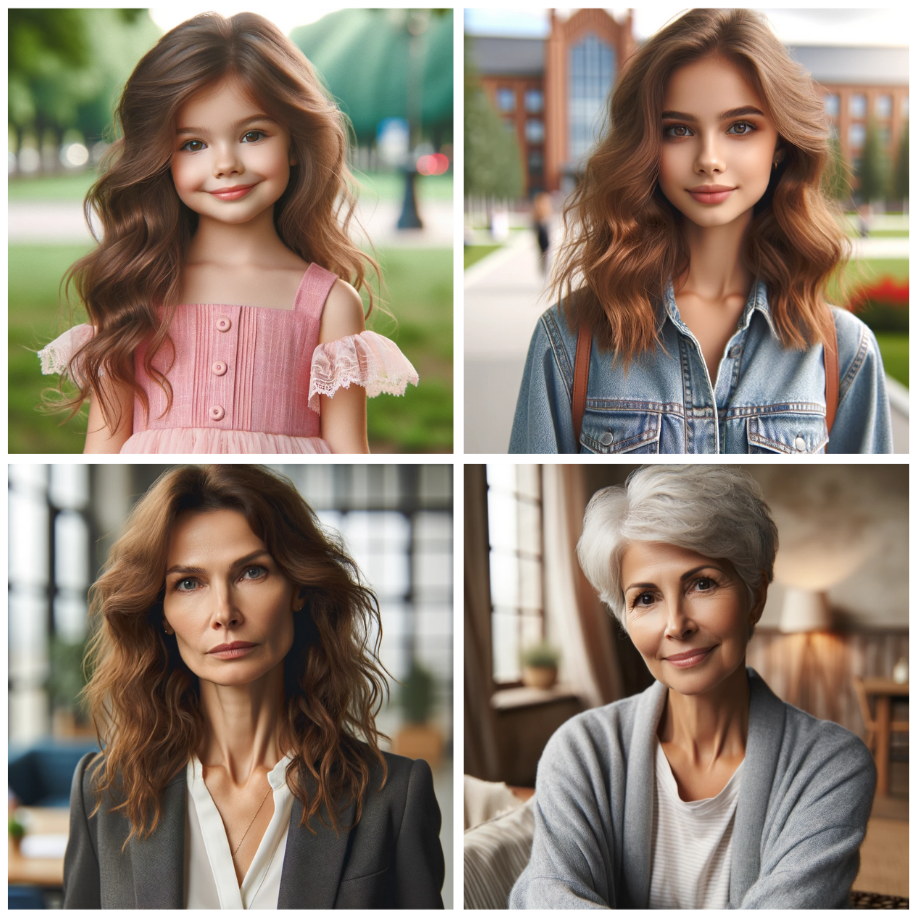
[662,278,778,339]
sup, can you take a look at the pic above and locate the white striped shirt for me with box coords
[648,740,743,909]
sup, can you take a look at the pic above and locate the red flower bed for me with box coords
[849,277,909,311]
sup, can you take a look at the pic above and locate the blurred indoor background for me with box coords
[464,463,907,907]
[8,462,453,908]
[9,7,454,454]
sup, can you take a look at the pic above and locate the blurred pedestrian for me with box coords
[533,192,553,276]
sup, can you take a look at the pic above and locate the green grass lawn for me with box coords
[464,244,502,270]
[865,229,909,238]
[875,332,908,387]
[10,169,453,204]
[9,244,452,454]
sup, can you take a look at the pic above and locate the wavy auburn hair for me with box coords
[83,464,388,844]
[556,8,848,360]
[56,12,378,429]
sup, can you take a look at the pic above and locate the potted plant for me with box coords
[9,814,26,853]
[46,634,95,737]
[392,660,443,767]
[520,641,561,689]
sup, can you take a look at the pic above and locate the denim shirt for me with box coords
[509,280,892,454]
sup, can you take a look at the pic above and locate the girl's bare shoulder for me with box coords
[319,278,366,343]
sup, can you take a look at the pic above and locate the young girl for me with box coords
[40,12,417,455]
[509,9,892,455]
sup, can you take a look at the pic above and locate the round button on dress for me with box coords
[210,405,226,421]
[212,361,227,376]
[216,316,231,332]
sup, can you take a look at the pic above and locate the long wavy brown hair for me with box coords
[555,8,848,360]
[55,12,379,429]
[83,464,388,844]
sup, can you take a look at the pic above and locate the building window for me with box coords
[850,94,867,118]
[486,464,543,684]
[496,88,516,113]
[823,93,839,118]
[525,119,545,144]
[528,150,544,176]
[849,123,866,149]
[525,89,544,114]
[9,465,92,742]
[568,32,615,165]
[876,95,893,119]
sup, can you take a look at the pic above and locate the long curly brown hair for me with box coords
[83,464,388,843]
[54,12,379,429]
[555,8,847,361]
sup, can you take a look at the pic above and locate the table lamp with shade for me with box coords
[779,587,834,717]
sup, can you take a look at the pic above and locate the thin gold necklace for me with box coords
[212,781,273,858]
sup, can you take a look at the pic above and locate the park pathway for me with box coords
[8,198,454,248]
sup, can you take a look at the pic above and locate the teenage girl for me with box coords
[40,12,417,455]
[509,8,892,454]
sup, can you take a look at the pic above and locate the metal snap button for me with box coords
[600,431,614,446]
[794,435,807,453]
[728,345,742,359]
[212,361,227,376]
[216,316,231,332]
[210,405,225,421]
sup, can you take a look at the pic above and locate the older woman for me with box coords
[64,465,444,909]
[510,465,874,909]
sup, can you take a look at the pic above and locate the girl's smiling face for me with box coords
[657,55,780,232]
[621,541,765,696]
[162,508,298,687]
[170,77,293,226]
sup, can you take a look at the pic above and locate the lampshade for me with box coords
[779,588,832,633]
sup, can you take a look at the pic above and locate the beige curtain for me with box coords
[464,465,500,780]
[542,465,623,709]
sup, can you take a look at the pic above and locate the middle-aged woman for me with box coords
[63,464,444,909]
[510,465,875,909]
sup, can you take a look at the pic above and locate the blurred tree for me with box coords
[892,121,908,205]
[464,40,523,200]
[822,134,850,203]
[9,9,159,170]
[855,120,889,204]
[291,9,452,144]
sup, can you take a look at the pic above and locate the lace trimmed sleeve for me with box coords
[37,324,96,385]
[308,330,419,413]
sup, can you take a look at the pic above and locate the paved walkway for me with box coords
[465,228,908,455]
[8,198,454,248]
[465,230,550,453]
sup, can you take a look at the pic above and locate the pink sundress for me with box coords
[39,264,417,454]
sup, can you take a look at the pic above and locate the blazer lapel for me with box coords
[729,668,785,906]
[621,679,667,908]
[129,773,185,908]
[278,795,356,909]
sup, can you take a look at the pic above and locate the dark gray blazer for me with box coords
[63,749,444,909]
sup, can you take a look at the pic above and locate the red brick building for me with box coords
[471,10,908,197]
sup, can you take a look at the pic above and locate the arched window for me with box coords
[568,33,615,165]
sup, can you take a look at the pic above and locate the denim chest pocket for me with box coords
[747,414,828,454]
[580,410,661,454]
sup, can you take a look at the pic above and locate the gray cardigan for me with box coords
[63,749,444,909]
[510,668,875,909]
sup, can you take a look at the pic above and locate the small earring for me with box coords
[163,625,173,635]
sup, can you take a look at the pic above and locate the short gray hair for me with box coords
[577,465,778,625]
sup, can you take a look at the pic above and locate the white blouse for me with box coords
[185,753,295,909]
[648,740,744,909]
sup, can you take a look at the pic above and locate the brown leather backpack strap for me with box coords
[824,312,839,433]
[573,323,592,445]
